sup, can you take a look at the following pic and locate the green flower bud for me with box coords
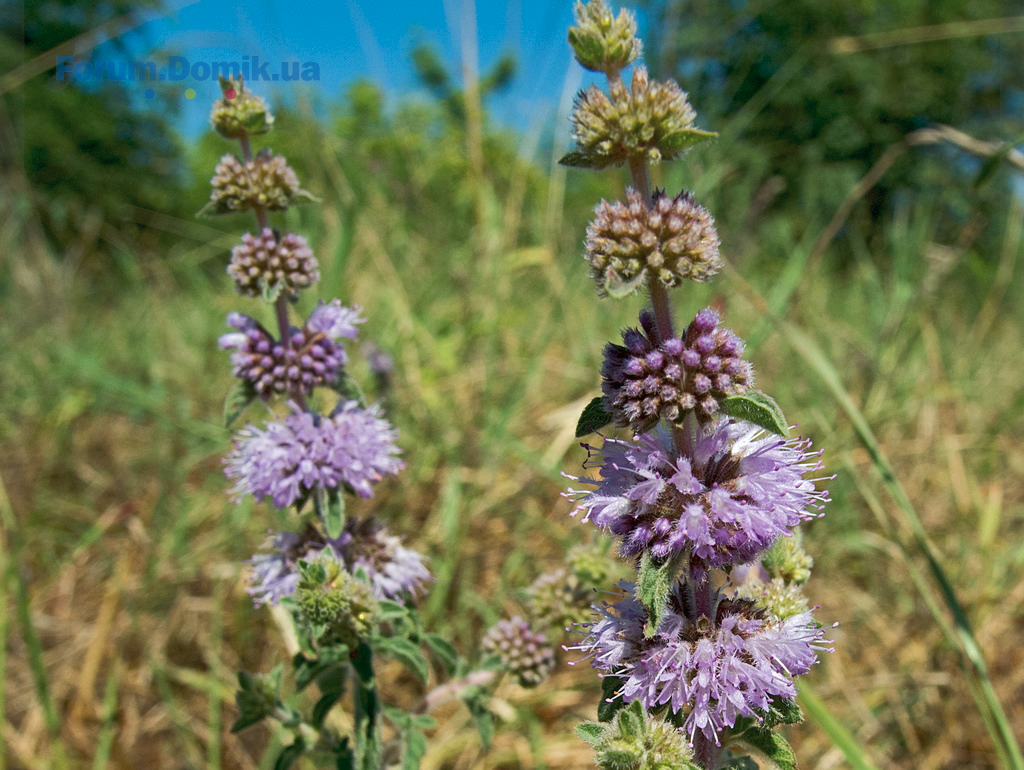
[568,0,641,75]
[525,569,593,631]
[295,556,378,647]
[762,530,814,585]
[736,577,811,621]
[577,700,696,770]
[211,76,274,138]
[201,149,316,216]
[565,66,715,170]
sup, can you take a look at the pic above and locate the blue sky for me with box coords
[110,0,604,140]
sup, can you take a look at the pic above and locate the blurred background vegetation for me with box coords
[2,0,1023,768]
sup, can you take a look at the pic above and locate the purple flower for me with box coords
[565,416,828,569]
[247,519,432,606]
[225,401,403,508]
[219,300,363,398]
[572,581,830,745]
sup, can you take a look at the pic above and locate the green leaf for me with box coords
[660,128,718,153]
[403,730,428,770]
[604,749,642,766]
[376,599,410,623]
[761,696,804,727]
[719,391,789,437]
[260,278,284,303]
[315,488,346,539]
[377,637,429,683]
[463,693,494,749]
[230,707,266,734]
[224,379,257,428]
[273,739,307,770]
[728,728,798,770]
[312,689,345,729]
[423,633,459,675]
[576,396,613,438]
[636,552,678,638]
[558,150,611,169]
[604,266,647,298]
[597,675,627,722]
[331,370,367,408]
[576,721,605,747]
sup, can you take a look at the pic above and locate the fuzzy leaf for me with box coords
[719,391,789,437]
[558,150,613,169]
[377,599,410,624]
[636,553,676,638]
[317,488,346,539]
[576,721,605,747]
[761,696,804,727]
[463,693,494,749]
[224,379,257,427]
[576,396,614,438]
[423,633,459,675]
[660,128,718,152]
[377,637,429,683]
[598,675,627,722]
[604,266,647,298]
[616,699,644,738]
[729,728,798,770]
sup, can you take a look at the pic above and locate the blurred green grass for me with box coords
[2,86,1024,769]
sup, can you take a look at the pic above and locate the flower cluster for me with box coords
[601,307,753,430]
[211,77,274,138]
[481,616,556,688]
[574,581,830,744]
[225,401,403,508]
[568,0,642,74]
[247,519,432,607]
[219,300,361,397]
[570,66,697,168]
[585,188,721,296]
[228,229,320,298]
[202,149,313,215]
[567,416,827,570]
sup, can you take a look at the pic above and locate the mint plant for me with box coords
[560,3,834,768]
[201,77,509,770]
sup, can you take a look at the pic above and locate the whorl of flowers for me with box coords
[219,300,361,398]
[565,416,827,569]
[203,148,313,215]
[211,78,274,138]
[568,0,642,75]
[586,188,721,297]
[570,66,697,169]
[225,401,403,509]
[602,308,753,432]
[574,581,829,744]
[481,616,556,688]
[247,519,432,607]
[228,229,320,299]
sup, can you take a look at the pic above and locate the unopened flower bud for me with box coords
[228,229,320,299]
[586,188,720,296]
[602,308,753,431]
[577,700,694,770]
[211,76,274,138]
[295,555,378,647]
[761,529,815,585]
[568,0,641,75]
[202,149,315,216]
[568,66,710,169]
[481,616,555,688]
